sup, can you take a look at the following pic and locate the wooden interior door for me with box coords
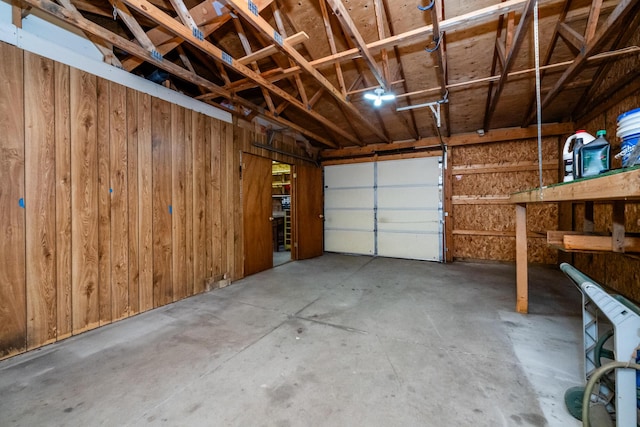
[242,153,273,276]
[293,164,324,260]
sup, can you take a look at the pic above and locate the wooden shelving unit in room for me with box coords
[509,166,640,313]
[284,210,291,250]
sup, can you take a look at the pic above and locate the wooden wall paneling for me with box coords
[210,119,223,280]
[204,117,214,282]
[126,89,140,315]
[184,110,194,297]
[109,82,129,321]
[152,98,173,307]
[0,42,26,358]
[70,68,99,334]
[137,93,154,312]
[233,127,244,280]
[192,112,207,294]
[219,122,231,279]
[171,104,187,300]
[55,61,72,340]
[96,78,112,325]
[24,52,57,350]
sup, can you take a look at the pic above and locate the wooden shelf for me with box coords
[510,166,640,204]
[510,167,640,313]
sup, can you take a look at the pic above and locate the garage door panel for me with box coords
[324,163,373,188]
[324,188,374,209]
[324,158,442,261]
[377,209,440,232]
[324,230,374,255]
[377,232,440,261]
[324,210,374,230]
[377,158,441,185]
[377,186,439,209]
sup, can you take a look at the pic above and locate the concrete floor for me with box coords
[0,254,584,426]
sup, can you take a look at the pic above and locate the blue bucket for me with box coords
[617,109,640,167]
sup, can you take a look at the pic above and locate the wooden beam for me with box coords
[524,0,640,125]
[270,4,309,106]
[224,0,387,144]
[12,0,22,28]
[452,160,557,175]
[310,0,532,70]
[563,235,640,252]
[515,203,528,313]
[373,0,390,83]
[557,22,585,52]
[325,0,389,91]
[584,0,604,43]
[231,16,276,114]
[109,0,159,55]
[21,0,339,150]
[483,0,535,131]
[425,0,450,136]
[612,201,625,252]
[447,122,573,146]
[319,0,347,96]
[120,0,358,145]
[167,0,199,34]
[57,0,123,67]
[236,32,308,65]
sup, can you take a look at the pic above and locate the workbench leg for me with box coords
[515,203,528,313]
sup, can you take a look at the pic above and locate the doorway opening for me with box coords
[272,161,292,267]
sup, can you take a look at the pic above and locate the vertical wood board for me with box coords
[24,52,57,349]
[171,104,187,300]
[96,78,112,325]
[55,61,72,340]
[151,97,173,307]
[138,93,154,312]
[126,89,140,315]
[70,68,99,334]
[0,42,26,358]
[109,82,129,321]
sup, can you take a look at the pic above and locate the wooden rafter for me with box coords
[523,0,640,125]
[120,0,275,72]
[109,0,159,56]
[318,0,347,96]
[423,0,451,136]
[573,4,640,120]
[324,0,388,91]
[224,0,387,144]
[270,4,309,107]
[373,0,390,83]
[22,0,339,149]
[379,0,419,140]
[231,16,276,114]
[237,32,308,66]
[483,0,535,131]
[521,0,572,126]
[167,0,200,34]
[119,0,357,145]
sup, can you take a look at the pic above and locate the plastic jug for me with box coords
[563,130,595,182]
[580,130,610,178]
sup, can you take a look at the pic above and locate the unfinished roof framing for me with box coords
[14,0,640,151]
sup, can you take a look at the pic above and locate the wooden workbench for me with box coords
[509,167,640,313]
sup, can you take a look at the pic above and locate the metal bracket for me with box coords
[395,91,448,128]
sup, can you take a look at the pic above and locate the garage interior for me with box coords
[0,0,639,425]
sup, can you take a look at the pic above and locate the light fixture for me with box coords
[364,88,395,107]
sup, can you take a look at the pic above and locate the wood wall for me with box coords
[0,42,313,360]
[572,37,640,302]
[450,137,561,263]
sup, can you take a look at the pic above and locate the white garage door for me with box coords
[324,157,443,261]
